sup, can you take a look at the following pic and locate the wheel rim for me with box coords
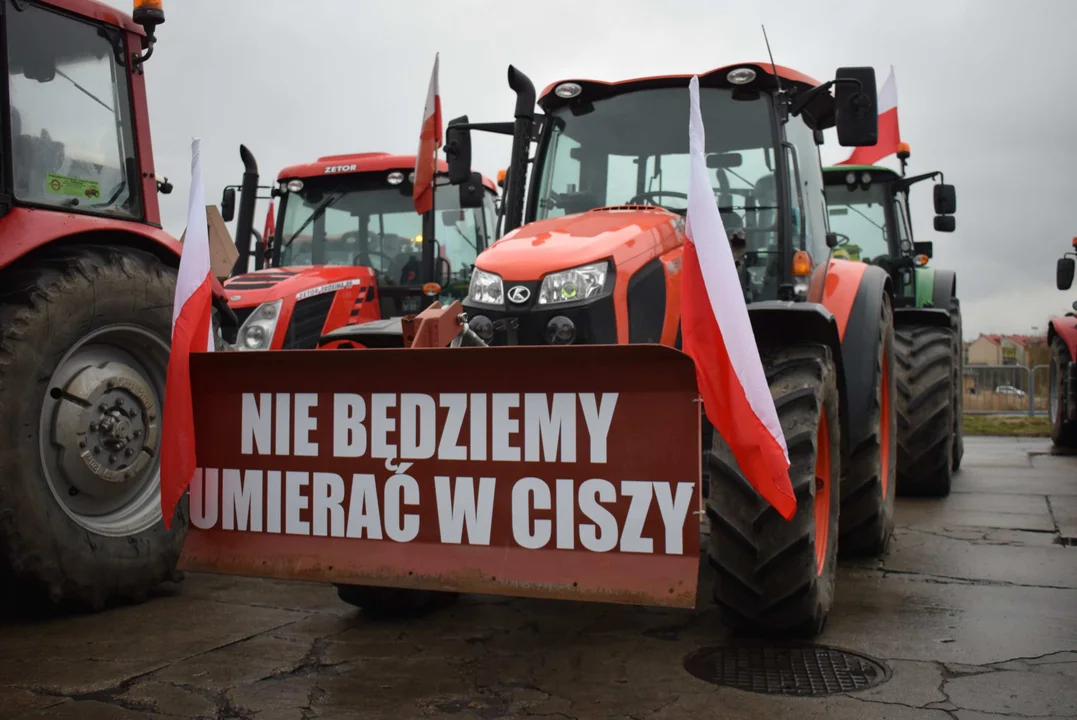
[38,324,169,537]
[814,407,832,576]
[880,354,892,499]
[1049,356,1060,424]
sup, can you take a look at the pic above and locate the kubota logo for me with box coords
[507,286,530,304]
[323,164,356,174]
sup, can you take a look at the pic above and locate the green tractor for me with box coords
[823,151,961,497]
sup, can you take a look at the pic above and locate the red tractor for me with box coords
[1049,237,1077,448]
[220,150,500,350]
[0,0,235,611]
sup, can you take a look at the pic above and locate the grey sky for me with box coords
[101,0,1077,338]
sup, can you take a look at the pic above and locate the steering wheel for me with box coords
[831,232,852,247]
[627,190,688,209]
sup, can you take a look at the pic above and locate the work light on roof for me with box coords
[286,179,304,193]
[845,172,857,185]
[408,171,416,183]
[387,171,405,185]
[861,172,872,185]
[555,82,582,99]
[727,68,757,85]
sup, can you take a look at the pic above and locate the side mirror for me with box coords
[1059,257,1076,291]
[220,187,236,222]
[913,241,934,259]
[438,257,452,288]
[444,116,472,185]
[934,184,956,215]
[934,215,956,233]
[834,67,878,147]
[458,171,485,209]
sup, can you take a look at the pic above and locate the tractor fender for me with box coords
[1048,315,1077,362]
[748,301,850,466]
[810,259,893,454]
[931,268,958,311]
[893,306,952,329]
[0,209,232,309]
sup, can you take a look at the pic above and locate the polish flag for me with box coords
[837,65,900,166]
[160,138,215,530]
[413,53,442,215]
[682,76,796,520]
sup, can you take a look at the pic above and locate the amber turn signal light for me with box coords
[792,250,812,276]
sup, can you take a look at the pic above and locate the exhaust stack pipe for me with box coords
[502,65,535,235]
[231,144,259,277]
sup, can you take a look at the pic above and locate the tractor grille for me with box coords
[282,293,335,349]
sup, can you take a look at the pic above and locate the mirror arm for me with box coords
[790,77,862,117]
[898,171,943,191]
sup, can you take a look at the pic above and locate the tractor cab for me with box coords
[440,63,879,345]
[822,158,956,308]
[222,152,499,350]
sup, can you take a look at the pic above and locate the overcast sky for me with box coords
[102,0,1077,338]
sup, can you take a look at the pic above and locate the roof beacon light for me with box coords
[387,171,405,185]
[727,67,757,85]
[897,142,911,159]
[555,82,582,99]
[133,0,164,25]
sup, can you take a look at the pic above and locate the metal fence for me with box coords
[963,364,1051,416]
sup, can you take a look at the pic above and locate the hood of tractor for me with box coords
[223,266,377,309]
[477,206,682,281]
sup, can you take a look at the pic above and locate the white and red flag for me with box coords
[837,65,900,166]
[413,53,443,215]
[681,76,796,520]
[160,138,215,529]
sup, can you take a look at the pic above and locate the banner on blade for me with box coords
[180,345,702,607]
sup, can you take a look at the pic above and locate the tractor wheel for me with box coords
[1049,336,1077,448]
[950,306,965,470]
[0,245,186,613]
[707,344,841,638]
[895,325,955,496]
[839,294,896,557]
[335,584,459,619]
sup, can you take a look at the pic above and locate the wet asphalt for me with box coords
[1,436,1075,720]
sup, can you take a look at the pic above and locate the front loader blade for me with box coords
[179,344,702,608]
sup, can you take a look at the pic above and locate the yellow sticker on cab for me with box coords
[46,173,101,199]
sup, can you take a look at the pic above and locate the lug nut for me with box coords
[69,487,78,496]
[108,454,116,463]
[99,404,108,412]
[93,445,101,454]
[115,398,124,406]
[125,448,134,457]
[133,429,142,438]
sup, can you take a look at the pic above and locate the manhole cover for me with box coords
[683,642,891,696]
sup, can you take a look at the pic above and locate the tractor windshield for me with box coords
[278,173,497,292]
[4,0,140,219]
[535,86,783,293]
[823,182,894,263]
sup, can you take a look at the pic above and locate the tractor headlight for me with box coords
[468,268,505,306]
[538,261,610,305]
[236,299,282,351]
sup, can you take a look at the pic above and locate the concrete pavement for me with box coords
[2,436,1075,719]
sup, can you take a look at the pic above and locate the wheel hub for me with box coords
[50,359,160,506]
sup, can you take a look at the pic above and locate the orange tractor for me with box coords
[279,60,891,636]
[220,151,500,351]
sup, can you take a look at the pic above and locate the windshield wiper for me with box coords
[282,186,347,251]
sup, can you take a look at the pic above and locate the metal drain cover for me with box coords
[683,643,891,696]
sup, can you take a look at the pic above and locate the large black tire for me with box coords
[0,245,186,613]
[950,305,965,470]
[707,344,842,638]
[895,325,955,496]
[839,294,896,557]
[1049,336,1077,449]
[335,584,459,619]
